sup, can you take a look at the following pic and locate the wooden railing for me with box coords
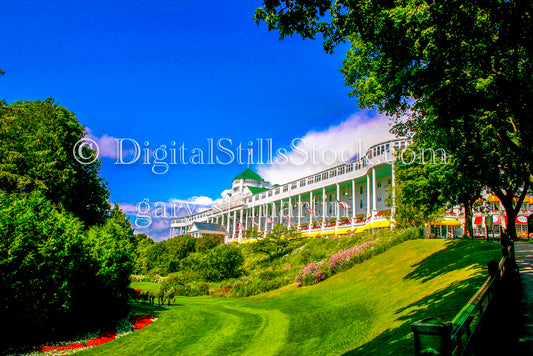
[411,242,515,356]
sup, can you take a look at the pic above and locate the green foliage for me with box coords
[160,272,210,297]
[142,234,196,273]
[195,233,222,252]
[0,99,111,227]
[0,191,135,348]
[201,244,245,282]
[80,239,502,356]
[250,224,300,260]
[255,0,533,239]
[244,226,261,239]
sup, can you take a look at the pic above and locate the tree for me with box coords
[0,99,110,227]
[255,0,533,239]
[393,145,482,237]
[0,191,136,349]
[250,224,300,260]
[195,233,222,252]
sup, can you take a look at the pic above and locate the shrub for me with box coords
[201,244,245,282]
[195,233,222,252]
[130,274,146,282]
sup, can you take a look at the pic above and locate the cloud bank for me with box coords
[257,113,397,184]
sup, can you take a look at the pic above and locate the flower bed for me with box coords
[28,315,157,355]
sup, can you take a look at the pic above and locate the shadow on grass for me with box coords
[404,240,500,283]
[342,240,501,355]
[342,280,483,355]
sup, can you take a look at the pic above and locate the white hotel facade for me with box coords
[171,138,413,242]
[170,137,532,242]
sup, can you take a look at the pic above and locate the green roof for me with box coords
[247,186,269,195]
[233,168,264,182]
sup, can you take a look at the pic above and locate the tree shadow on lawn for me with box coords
[342,280,480,355]
[342,240,499,355]
[403,240,501,283]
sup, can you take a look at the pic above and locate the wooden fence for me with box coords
[411,241,516,356]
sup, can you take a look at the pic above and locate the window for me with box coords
[291,183,297,190]
[300,179,306,187]
[283,185,288,192]
[377,181,382,188]
[360,200,364,209]
[275,188,280,195]
[339,166,345,175]
[360,186,363,194]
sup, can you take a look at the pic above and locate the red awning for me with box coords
[517,215,529,224]
[474,216,482,225]
[492,215,501,224]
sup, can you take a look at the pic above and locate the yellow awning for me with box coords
[432,219,462,226]
[307,231,321,237]
[353,226,367,233]
[335,228,352,235]
[370,220,391,228]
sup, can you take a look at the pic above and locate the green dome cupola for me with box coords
[233,168,264,182]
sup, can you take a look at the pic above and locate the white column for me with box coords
[271,202,276,228]
[366,173,371,219]
[309,191,313,235]
[352,179,356,230]
[233,210,237,238]
[251,206,255,227]
[239,209,243,243]
[298,194,302,228]
[336,183,340,232]
[288,196,292,227]
[245,209,249,230]
[226,212,230,236]
[322,187,326,233]
[279,201,283,224]
[258,204,263,231]
[372,167,378,216]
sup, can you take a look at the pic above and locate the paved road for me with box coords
[515,242,533,354]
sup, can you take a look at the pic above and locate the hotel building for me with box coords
[170,137,532,242]
[172,138,412,242]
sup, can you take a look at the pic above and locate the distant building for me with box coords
[171,138,408,243]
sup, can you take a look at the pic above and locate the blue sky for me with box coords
[1,1,394,239]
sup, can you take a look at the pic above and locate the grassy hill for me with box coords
[79,238,501,355]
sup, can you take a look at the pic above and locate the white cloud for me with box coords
[85,128,119,159]
[117,189,232,241]
[257,112,397,184]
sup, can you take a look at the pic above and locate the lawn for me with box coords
[79,239,502,355]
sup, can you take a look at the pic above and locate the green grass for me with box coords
[80,239,502,355]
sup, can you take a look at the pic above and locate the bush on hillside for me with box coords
[202,244,245,281]
[195,233,222,252]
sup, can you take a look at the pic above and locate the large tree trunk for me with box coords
[463,201,474,239]
[495,181,530,241]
